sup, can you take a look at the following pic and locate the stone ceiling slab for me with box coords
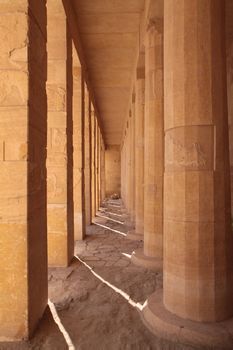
[73,0,145,145]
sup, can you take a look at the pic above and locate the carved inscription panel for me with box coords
[165,125,214,171]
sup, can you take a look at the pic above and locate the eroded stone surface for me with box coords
[47,0,74,267]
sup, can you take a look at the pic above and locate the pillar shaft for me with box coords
[47,1,74,266]
[121,142,125,202]
[164,0,233,322]
[226,0,233,218]
[73,49,85,240]
[100,135,106,203]
[0,1,47,340]
[135,72,145,235]
[91,111,96,218]
[98,131,102,206]
[144,20,164,257]
[126,124,131,210]
[129,106,136,220]
[95,125,100,210]
[84,85,91,225]
[122,135,127,205]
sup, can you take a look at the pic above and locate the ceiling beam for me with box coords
[62,0,106,146]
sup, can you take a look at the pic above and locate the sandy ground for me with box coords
[1,200,211,350]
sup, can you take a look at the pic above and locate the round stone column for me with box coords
[127,72,145,241]
[128,105,136,222]
[142,1,233,347]
[131,20,164,264]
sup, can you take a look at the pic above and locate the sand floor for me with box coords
[1,200,211,350]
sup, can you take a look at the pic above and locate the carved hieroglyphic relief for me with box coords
[0,13,28,69]
[0,71,27,106]
[165,133,207,170]
[47,85,66,111]
[52,128,66,153]
[47,173,63,199]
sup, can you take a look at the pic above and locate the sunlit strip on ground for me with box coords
[96,213,124,225]
[121,252,131,259]
[48,300,76,350]
[106,211,126,218]
[99,209,127,218]
[93,222,127,236]
[75,256,146,311]
[107,203,121,208]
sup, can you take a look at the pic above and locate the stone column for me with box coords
[132,98,136,221]
[47,1,74,267]
[126,112,133,216]
[226,0,233,219]
[95,125,100,210]
[121,134,127,208]
[91,109,96,218]
[121,142,124,202]
[73,46,85,240]
[127,71,145,240]
[125,121,131,211]
[128,103,136,221]
[131,21,164,257]
[0,1,47,340]
[98,130,102,207]
[143,1,233,347]
[84,84,91,225]
[100,134,106,203]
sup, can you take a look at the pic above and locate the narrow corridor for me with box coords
[1,200,198,350]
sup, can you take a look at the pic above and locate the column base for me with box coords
[131,248,162,271]
[126,230,143,241]
[142,290,233,349]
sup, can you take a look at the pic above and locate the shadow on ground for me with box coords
[1,200,209,350]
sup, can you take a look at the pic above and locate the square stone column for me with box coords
[120,142,125,202]
[84,84,91,225]
[125,120,131,211]
[91,109,96,218]
[47,0,74,267]
[129,102,136,222]
[98,129,102,207]
[121,133,127,206]
[226,0,233,219]
[0,0,47,340]
[73,46,85,240]
[100,135,106,203]
[95,125,100,210]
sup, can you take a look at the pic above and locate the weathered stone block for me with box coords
[0,71,28,106]
[4,142,27,161]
